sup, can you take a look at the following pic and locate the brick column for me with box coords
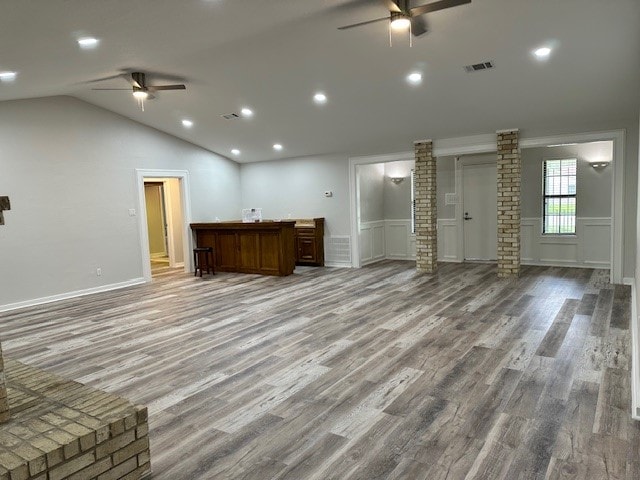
[497,129,521,278]
[0,343,9,423]
[414,140,437,273]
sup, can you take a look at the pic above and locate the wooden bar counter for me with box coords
[191,221,296,276]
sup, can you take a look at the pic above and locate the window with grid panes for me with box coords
[543,159,576,234]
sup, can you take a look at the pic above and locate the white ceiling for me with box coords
[1,0,638,163]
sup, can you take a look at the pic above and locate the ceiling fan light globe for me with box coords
[390,14,411,30]
[132,90,148,99]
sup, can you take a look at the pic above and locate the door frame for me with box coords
[348,129,624,282]
[349,151,415,268]
[459,157,498,262]
[136,169,192,282]
[143,182,169,258]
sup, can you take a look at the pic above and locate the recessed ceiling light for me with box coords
[0,71,17,82]
[407,72,423,85]
[534,47,552,59]
[313,92,327,104]
[241,107,253,117]
[273,144,283,151]
[181,119,194,128]
[231,149,240,156]
[77,37,99,48]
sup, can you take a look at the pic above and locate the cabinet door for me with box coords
[216,232,237,270]
[238,232,259,271]
[258,232,281,274]
[297,237,317,262]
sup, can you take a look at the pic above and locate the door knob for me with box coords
[464,212,473,220]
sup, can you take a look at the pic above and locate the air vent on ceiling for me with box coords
[464,61,495,73]
[221,112,241,120]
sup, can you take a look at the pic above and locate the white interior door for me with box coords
[463,163,497,261]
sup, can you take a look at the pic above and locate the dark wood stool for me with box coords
[193,247,214,277]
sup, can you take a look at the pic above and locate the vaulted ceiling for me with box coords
[1,0,638,162]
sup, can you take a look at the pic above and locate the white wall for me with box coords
[239,155,350,236]
[0,96,240,309]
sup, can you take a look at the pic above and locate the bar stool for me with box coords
[193,247,214,277]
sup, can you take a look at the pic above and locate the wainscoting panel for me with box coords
[437,219,459,261]
[360,221,386,265]
[361,219,462,264]
[520,217,611,268]
[386,221,413,260]
[581,219,612,267]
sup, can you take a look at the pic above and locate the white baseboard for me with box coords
[324,262,353,268]
[629,277,640,420]
[0,278,147,313]
[623,277,634,286]
[521,260,610,270]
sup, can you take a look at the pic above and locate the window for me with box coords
[410,169,415,234]
[543,158,576,234]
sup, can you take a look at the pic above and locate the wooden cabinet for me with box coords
[294,218,325,266]
[191,221,295,276]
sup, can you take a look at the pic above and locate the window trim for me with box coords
[542,157,577,236]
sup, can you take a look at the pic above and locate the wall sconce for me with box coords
[590,162,610,169]
[390,177,405,184]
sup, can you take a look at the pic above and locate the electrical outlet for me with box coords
[96,267,102,276]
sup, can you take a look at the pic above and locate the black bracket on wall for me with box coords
[0,196,10,225]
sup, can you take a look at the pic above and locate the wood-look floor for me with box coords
[0,261,637,479]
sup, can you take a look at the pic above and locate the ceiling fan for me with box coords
[338,0,471,38]
[92,72,186,110]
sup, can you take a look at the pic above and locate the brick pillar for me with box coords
[0,343,9,423]
[497,129,521,278]
[414,140,437,273]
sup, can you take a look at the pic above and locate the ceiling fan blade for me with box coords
[147,84,186,92]
[410,0,471,17]
[83,73,129,85]
[338,16,389,30]
[410,15,428,36]
[380,0,402,12]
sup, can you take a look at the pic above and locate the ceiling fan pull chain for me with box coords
[409,22,413,47]
[389,20,393,47]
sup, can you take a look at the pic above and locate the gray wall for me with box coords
[517,119,638,279]
[357,163,385,223]
[436,156,456,220]
[383,160,414,220]
[521,143,613,219]
[239,155,350,237]
[0,96,241,308]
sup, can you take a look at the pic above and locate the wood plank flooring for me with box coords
[0,261,637,479]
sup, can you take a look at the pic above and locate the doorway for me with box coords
[144,182,170,270]
[462,162,497,261]
[136,170,191,281]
